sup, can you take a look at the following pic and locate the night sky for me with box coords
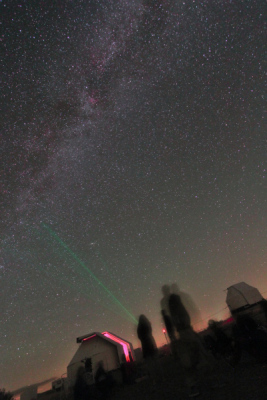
[1,0,266,391]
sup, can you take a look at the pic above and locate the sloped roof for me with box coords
[105,331,133,346]
[226,282,263,311]
[76,332,102,343]
[68,332,122,369]
[75,331,134,362]
[76,332,118,346]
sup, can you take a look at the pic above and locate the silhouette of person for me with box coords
[137,314,157,359]
[73,359,105,400]
[260,299,267,325]
[168,292,210,397]
[208,320,232,358]
[232,315,267,364]
[137,314,161,383]
[120,354,135,385]
[160,284,171,315]
[170,283,202,330]
[169,293,191,333]
[160,284,177,342]
[95,361,107,384]
[73,367,86,400]
[161,309,176,342]
[94,361,114,398]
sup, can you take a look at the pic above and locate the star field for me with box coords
[1,0,266,391]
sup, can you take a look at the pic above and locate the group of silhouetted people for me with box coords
[136,283,267,398]
[137,284,209,397]
[73,360,114,400]
[73,283,267,399]
[231,314,267,364]
[203,315,267,366]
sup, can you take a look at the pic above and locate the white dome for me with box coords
[226,282,263,311]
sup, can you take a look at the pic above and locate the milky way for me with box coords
[1,0,266,390]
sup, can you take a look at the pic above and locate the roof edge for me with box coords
[76,332,101,343]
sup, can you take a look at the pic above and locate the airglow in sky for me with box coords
[1,0,266,391]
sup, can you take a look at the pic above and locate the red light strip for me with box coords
[102,332,131,362]
[81,334,97,342]
[80,332,132,362]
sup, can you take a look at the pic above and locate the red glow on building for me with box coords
[80,332,133,363]
[222,317,234,325]
[81,334,97,342]
[102,332,132,362]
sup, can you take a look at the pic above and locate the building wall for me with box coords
[20,388,37,400]
[67,336,120,388]
[232,303,267,326]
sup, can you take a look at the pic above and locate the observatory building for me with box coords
[67,331,135,388]
[226,281,265,324]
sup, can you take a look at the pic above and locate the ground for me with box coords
[110,355,267,400]
[38,354,267,400]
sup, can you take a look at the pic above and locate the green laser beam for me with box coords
[8,242,134,323]
[19,225,133,321]
[95,249,128,302]
[41,223,138,324]
[37,256,134,323]
[2,228,135,323]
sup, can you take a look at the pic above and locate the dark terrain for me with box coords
[110,354,267,400]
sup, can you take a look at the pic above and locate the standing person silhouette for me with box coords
[160,285,176,342]
[137,314,159,383]
[137,314,157,359]
[160,285,171,315]
[169,293,201,397]
[171,283,202,330]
